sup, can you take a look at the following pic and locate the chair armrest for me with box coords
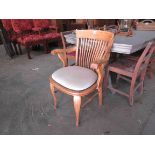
[90,60,107,70]
[51,46,76,67]
[91,60,108,89]
[52,46,76,55]
[52,48,66,55]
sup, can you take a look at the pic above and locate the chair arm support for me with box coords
[51,49,68,67]
[51,46,76,67]
[52,46,76,55]
[91,60,107,89]
[90,60,107,70]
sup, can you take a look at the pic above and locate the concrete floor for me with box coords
[0,45,155,135]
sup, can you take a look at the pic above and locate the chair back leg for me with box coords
[129,76,137,106]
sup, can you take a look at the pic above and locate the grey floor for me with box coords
[0,45,155,135]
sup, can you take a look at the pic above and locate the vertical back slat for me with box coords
[75,30,114,68]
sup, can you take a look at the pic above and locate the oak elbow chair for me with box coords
[49,30,114,126]
[104,42,155,106]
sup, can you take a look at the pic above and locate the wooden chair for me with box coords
[148,53,155,78]
[125,49,155,79]
[104,42,155,106]
[60,30,76,63]
[49,30,114,126]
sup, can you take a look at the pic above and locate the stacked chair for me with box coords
[1,19,22,55]
[1,19,60,59]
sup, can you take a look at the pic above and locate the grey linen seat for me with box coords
[52,66,98,91]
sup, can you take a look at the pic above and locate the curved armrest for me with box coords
[52,48,66,55]
[90,60,107,70]
[91,59,108,89]
[51,46,76,67]
[52,46,76,55]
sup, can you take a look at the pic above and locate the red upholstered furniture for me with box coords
[11,19,33,34]
[11,19,60,59]
[32,19,60,52]
[2,19,22,55]
[33,19,58,33]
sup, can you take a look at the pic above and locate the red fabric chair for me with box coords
[33,19,58,33]
[33,19,60,52]
[2,19,22,55]
[11,19,45,59]
[11,19,33,34]
[11,19,60,59]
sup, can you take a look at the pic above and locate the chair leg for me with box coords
[98,86,103,106]
[13,42,19,55]
[148,62,154,78]
[116,74,120,84]
[139,81,144,95]
[129,95,134,106]
[73,96,81,127]
[139,71,146,95]
[103,69,109,96]
[26,47,32,59]
[44,41,49,53]
[50,83,57,110]
[129,78,136,106]
[18,44,22,55]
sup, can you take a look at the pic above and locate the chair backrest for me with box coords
[60,30,75,49]
[11,19,33,33]
[134,42,155,76]
[33,19,50,29]
[75,30,114,68]
[1,19,13,31]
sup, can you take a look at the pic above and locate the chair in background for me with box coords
[60,30,76,65]
[11,19,60,59]
[33,19,60,52]
[11,19,43,59]
[1,19,22,55]
[125,49,155,79]
[0,28,15,58]
[104,42,155,106]
[50,30,114,126]
[33,19,58,33]
[148,53,155,78]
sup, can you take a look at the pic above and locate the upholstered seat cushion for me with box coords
[17,34,44,46]
[52,66,98,91]
[43,32,60,40]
